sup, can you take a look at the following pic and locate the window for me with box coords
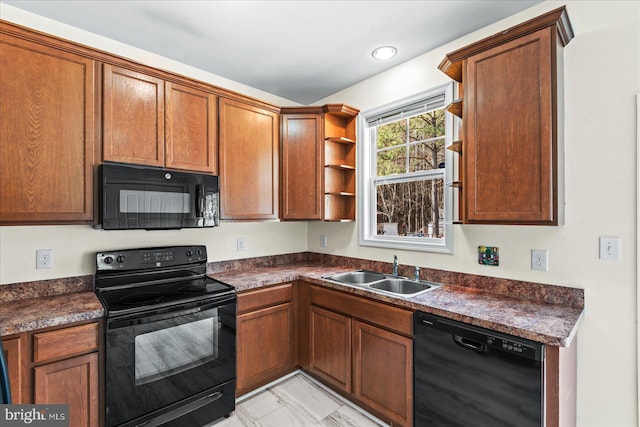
[358,84,454,252]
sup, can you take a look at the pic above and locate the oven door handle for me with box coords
[135,390,224,427]
[107,296,235,331]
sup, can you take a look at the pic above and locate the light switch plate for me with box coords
[599,237,620,261]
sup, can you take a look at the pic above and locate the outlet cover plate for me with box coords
[36,249,54,269]
[531,249,548,271]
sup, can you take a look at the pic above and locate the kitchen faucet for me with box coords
[415,266,420,281]
[392,255,398,276]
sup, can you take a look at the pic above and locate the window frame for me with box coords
[357,83,455,253]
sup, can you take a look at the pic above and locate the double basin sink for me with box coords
[323,270,444,298]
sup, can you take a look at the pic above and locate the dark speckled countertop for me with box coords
[210,262,583,347]
[0,254,584,348]
[0,277,103,336]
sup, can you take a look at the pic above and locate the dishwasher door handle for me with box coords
[453,335,487,353]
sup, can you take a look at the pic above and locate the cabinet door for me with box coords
[464,27,555,224]
[2,336,27,404]
[353,320,412,427]
[34,352,99,427]
[219,98,279,220]
[237,303,294,395]
[281,113,323,220]
[165,82,218,173]
[309,306,351,393]
[103,64,165,166]
[0,35,97,223]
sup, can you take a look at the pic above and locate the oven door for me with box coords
[104,297,235,427]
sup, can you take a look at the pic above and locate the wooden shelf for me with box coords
[446,99,463,118]
[325,192,355,197]
[447,140,462,154]
[437,58,463,83]
[323,104,359,222]
[325,136,355,144]
[325,164,355,171]
[324,194,355,221]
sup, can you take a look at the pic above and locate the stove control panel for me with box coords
[96,245,207,270]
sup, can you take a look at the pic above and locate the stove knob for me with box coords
[116,255,126,263]
[186,249,193,257]
[196,248,202,256]
[104,256,114,264]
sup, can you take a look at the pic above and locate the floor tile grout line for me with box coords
[296,372,390,427]
[234,370,389,427]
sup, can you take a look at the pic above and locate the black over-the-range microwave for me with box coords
[97,163,220,230]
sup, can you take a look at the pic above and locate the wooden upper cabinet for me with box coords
[439,7,574,225]
[280,111,323,220]
[0,33,97,224]
[103,65,218,173]
[165,82,217,173]
[103,64,165,166]
[218,97,279,220]
[465,28,554,223]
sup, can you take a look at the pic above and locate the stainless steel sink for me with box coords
[323,270,444,297]
[323,270,386,285]
[369,278,443,297]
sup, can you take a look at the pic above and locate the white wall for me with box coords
[1,1,638,425]
[310,1,639,426]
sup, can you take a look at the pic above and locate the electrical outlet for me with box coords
[36,249,54,269]
[236,237,245,252]
[320,234,327,248]
[531,249,548,271]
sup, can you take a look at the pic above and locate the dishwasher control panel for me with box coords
[415,311,544,362]
[486,335,538,359]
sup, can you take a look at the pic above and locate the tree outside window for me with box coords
[359,84,454,253]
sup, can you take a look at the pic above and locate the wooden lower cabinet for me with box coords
[2,335,27,403]
[0,321,100,427]
[308,306,352,393]
[236,284,296,396]
[34,353,99,427]
[353,320,412,427]
[306,284,413,427]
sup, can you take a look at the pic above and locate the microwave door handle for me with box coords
[195,184,204,218]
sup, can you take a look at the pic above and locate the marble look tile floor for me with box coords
[209,373,388,427]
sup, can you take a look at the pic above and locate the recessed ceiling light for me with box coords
[371,46,397,60]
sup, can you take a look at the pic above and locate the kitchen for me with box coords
[0,1,638,427]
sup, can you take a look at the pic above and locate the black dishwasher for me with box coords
[414,311,544,427]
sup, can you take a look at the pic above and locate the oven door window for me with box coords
[134,317,218,386]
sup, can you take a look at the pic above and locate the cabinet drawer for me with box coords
[237,283,293,314]
[310,286,412,336]
[33,322,99,364]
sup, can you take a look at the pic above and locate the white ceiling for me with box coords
[4,0,542,104]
